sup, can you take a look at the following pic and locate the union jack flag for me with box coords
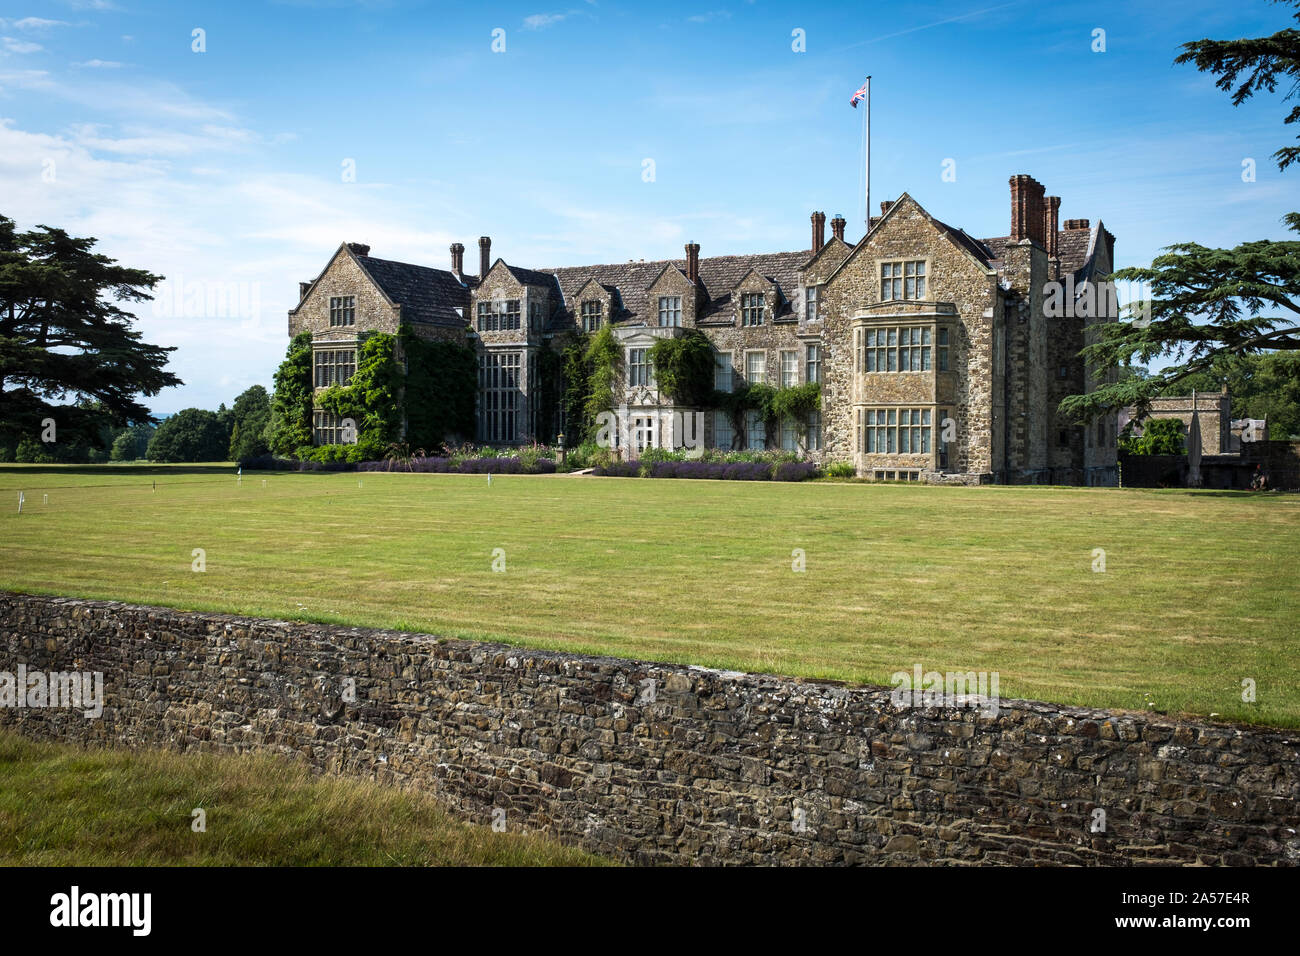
[850,80,869,108]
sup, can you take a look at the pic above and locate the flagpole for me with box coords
[864,75,871,235]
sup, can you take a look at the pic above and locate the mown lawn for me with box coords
[1,464,1297,726]
[0,731,608,866]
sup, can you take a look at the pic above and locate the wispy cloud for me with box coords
[74,59,123,69]
[0,17,70,30]
[831,1,1023,52]
[524,12,569,29]
[687,11,730,24]
[2,37,44,54]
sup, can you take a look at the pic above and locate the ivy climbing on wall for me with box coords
[266,326,478,461]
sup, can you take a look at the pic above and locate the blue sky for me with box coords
[0,0,1295,413]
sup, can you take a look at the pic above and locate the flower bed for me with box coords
[592,459,820,481]
[241,453,555,474]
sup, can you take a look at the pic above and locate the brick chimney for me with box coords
[880,200,894,216]
[1064,219,1090,231]
[450,242,465,276]
[1009,175,1046,247]
[830,214,846,242]
[347,242,371,257]
[684,241,700,283]
[811,211,826,254]
[478,236,491,281]
[1043,196,1061,258]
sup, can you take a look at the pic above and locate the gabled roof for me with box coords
[931,219,996,267]
[355,253,471,327]
[825,193,996,286]
[982,221,1110,281]
[503,261,563,292]
[731,265,778,292]
[537,249,808,326]
[800,235,853,273]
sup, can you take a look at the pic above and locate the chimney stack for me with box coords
[298,281,311,300]
[811,211,826,254]
[684,241,700,283]
[880,200,894,216]
[347,242,371,257]
[1043,196,1061,258]
[1009,175,1046,247]
[450,242,465,276]
[478,236,491,281]
[830,214,846,242]
[1064,218,1090,231]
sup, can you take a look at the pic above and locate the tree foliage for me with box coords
[1064,5,1300,422]
[561,333,593,444]
[1162,351,1300,439]
[145,408,228,462]
[0,215,180,452]
[583,324,622,426]
[400,328,477,449]
[317,334,402,459]
[1120,417,1186,456]
[227,385,271,461]
[266,332,314,455]
[1060,241,1300,421]
[648,331,715,406]
[110,422,155,461]
[1176,1,1300,200]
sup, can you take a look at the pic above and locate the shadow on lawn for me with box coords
[0,463,236,477]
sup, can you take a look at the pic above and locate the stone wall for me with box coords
[2,592,1296,866]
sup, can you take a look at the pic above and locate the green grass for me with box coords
[0,730,608,866]
[1,464,1298,727]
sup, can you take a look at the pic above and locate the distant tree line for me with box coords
[1,384,272,464]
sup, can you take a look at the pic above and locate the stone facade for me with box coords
[287,242,471,443]
[2,592,1297,866]
[1121,393,1233,456]
[286,175,1120,484]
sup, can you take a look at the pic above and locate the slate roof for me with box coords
[504,262,564,293]
[354,254,472,327]
[931,219,995,267]
[981,225,1100,280]
[537,250,810,326]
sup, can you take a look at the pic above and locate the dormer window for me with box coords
[329,296,355,327]
[658,296,681,327]
[881,261,926,301]
[741,293,765,327]
[581,300,603,332]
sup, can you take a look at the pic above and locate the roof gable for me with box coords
[825,193,995,286]
[731,266,776,293]
[800,235,852,273]
[290,243,391,316]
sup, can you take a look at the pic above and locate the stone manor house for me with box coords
[287,174,1118,484]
